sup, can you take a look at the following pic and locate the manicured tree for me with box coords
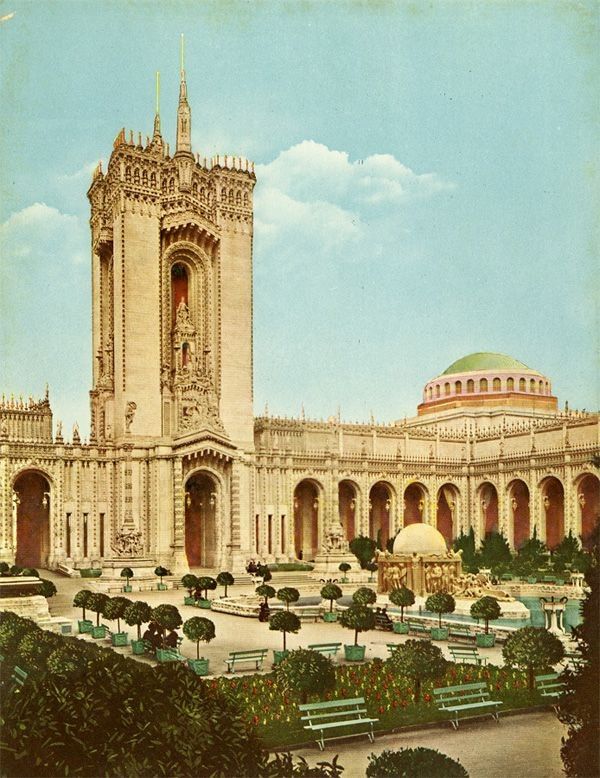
[366,561,378,582]
[216,571,235,597]
[386,639,447,703]
[154,566,169,587]
[87,592,109,626]
[197,576,217,600]
[0,562,10,576]
[389,586,415,623]
[276,587,300,611]
[425,592,456,628]
[10,565,23,576]
[269,610,301,651]
[338,562,351,581]
[256,563,272,582]
[124,601,152,641]
[150,604,183,649]
[479,531,512,573]
[352,586,377,607]
[349,535,377,569]
[453,528,478,572]
[553,530,590,575]
[17,630,58,673]
[366,747,468,778]
[120,567,134,589]
[256,584,276,605]
[470,596,501,634]
[321,583,343,612]
[103,596,130,633]
[502,626,565,690]
[181,573,199,597]
[73,589,93,621]
[38,578,57,598]
[559,523,599,777]
[274,647,336,704]
[339,604,376,646]
[182,616,216,660]
[513,528,547,577]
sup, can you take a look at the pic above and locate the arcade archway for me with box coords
[184,472,218,567]
[437,484,458,545]
[541,476,564,550]
[338,480,358,542]
[369,482,392,549]
[576,473,599,550]
[14,471,51,568]
[294,480,320,560]
[404,483,426,526]
[508,479,530,550]
[478,482,499,537]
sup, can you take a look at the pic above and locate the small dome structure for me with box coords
[393,523,447,555]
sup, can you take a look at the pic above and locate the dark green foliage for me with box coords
[320,583,342,612]
[276,587,300,610]
[120,566,134,581]
[424,592,456,627]
[103,596,130,632]
[257,563,272,582]
[17,630,57,673]
[559,523,600,777]
[151,604,183,647]
[552,531,590,574]
[386,639,447,702]
[256,584,276,603]
[513,528,548,577]
[0,561,10,575]
[479,531,511,573]
[339,604,376,645]
[385,535,396,554]
[502,626,565,690]
[269,611,301,650]
[20,567,40,577]
[216,571,235,596]
[388,586,415,623]
[349,535,377,569]
[197,576,217,599]
[86,591,109,626]
[452,528,478,572]
[182,573,199,596]
[183,616,215,659]
[366,747,468,778]
[275,648,336,704]
[10,565,23,576]
[470,596,501,634]
[266,752,344,777]
[0,612,35,659]
[123,600,152,640]
[38,578,57,598]
[338,562,351,574]
[154,565,169,584]
[352,587,377,606]
[73,589,93,620]
[366,561,378,575]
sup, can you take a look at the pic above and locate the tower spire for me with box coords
[153,71,161,138]
[176,33,192,154]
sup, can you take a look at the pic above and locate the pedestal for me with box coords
[310,551,356,576]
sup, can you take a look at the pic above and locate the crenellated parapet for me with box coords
[0,391,53,444]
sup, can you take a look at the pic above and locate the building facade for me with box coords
[1,72,598,574]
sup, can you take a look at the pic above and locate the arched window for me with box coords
[169,178,175,194]
[530,379,536,393]
[493,377,501,392]
[539,380,544,393]
[243,192,249,206]
[142,170,148,186]
[161,177,166,193]
[435,385,441,398]
[428,386,433,401]
[228,189,234,204]
[444,382,451,396]
[236,190,242,205]
[455,380,462,394]
[221,188,227,202]
[545,381,549,394]
[507,377,514,391]
[150,172,156,187]
[467,379,474,393]
[519,377,526,391]
[182,342,191,367]
[133,168,140,184]
[125,166,132,182]
[480,378,488,392]
[200,187,205,202]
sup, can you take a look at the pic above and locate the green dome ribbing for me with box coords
[442,352,531,375]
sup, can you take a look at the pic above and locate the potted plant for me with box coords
[276,587,300,611]
[124,600,152,654]
[182,573,199,605]
[120,567,134,592]
[150,603,183,661]
[320,583,342,622]
[269,610,301,664]
[425,592,455,640]
[274,648,336,704]
[87,592,109,638]
[154,566,170,591]
[352,586,377,607]
[216,571,234,597]
[73,589,94,633]
[39,579,57,598]
[80,568,102,578]
[470,595,502,647]
[103,596,130,646]
[389,586,415,634]
[183,616,215,675]
[366,561,378,583]
[339,603,376,661]
[196,576,217,608]
[256,584,276,621]
[338,562,351,583]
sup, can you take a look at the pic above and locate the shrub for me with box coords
[21,567,40,577]
[197,576,217,599]
[453,529,477,572]
[120,567,134,585]
[320,583,342,612]
[154,565,169,585]
[339,604,376,646]
[216,571,234,596]
[502,626,565,690]
[17,629,57,673]
[277,587,300,610]
[0,561,10,575]
[425,592,455,628]
[338,562,351,576]
[366,561,378,580]
[38,578,57,598]
[10,565,23,576]
[388,586,415,623]
[183,616,215,660]
[470,596,501,634]
[86,592,109,626]
[386,639,447,702]
[269,610,301,651]
[349,535,377,569]
[267,752,344,777]
[103,596,130,633]
[366,747,468,777]
[150,604,183,648]
[0,612,35,659]
[256,584,276,604]
[124,601,152,641]
[479,531,512,573]
[182,573,199,597]
[352,587,377,606]
[73,589,93,621]
[275,648,336,704]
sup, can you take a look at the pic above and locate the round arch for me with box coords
[13,469,52,568]
[540,476,564,550]
[437,483,459,545]
[404,482,428,527]
[369,481,394,549]
[477,482,499,537]
[338,479,360,542]
[575,473,599,550]
[184,469,221,567]
[293,478,322,561]
[507,479,530,550]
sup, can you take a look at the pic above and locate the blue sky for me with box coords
[1,1,598,436]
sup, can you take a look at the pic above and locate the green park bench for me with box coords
[307,643,342,658]
[299,696,379,751]
[500,573,513,581]
[448,624,475,642]
[563,652,584,670]
[407,620,431,637]
[433,682,502,729]
[535,673,565,703]
[448,645,487,666]
[11,665,28,690]
[386,643,402,655]
[224,649,268,673]
[293,606,322,622]
[541,575,557,584]
[156,647,186,663]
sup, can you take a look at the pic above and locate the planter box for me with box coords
[184,596,196,606]
[91,625,107,639]
[393,621,410,634]
[430,627,449,641]
[131,639,146,655]
[78,619,93,634]
[122,585,132,592]
[188,658,210,676]
[527,577,538,584]
[156,583,168,591]
[322,612,338,623]
[111,631,129,647]
[196,599,212,609]
[80,568,102,578]
[344,644,366,662]
[156,648,178,662]
[476,632,496,648]
[273,649,290,665]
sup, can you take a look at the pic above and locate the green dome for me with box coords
[442,352,531,375]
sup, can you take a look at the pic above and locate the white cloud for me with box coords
[57,160,103,183]
[0,202,87,266]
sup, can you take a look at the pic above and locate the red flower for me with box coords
[423,693,432,702]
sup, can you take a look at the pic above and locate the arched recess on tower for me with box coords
[507,479,530,550]
[184,471,219,567]
[13,470,52,568]
[540,476,564,550]
[477,482,499,538]
[338,479,359,541]
[403,482,427,526]
[369,481,394,549]
[437,484,459,545]
[293,479,321,561]
[575,473,599,550]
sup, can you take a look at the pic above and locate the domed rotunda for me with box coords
[393,522,447,555]
[418,351,557,416]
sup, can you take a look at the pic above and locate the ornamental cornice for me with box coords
[162,209,219,240]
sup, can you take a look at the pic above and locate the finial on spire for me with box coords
[180,33,185,78]
[153,71,162,139]
[175,34,191,154]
